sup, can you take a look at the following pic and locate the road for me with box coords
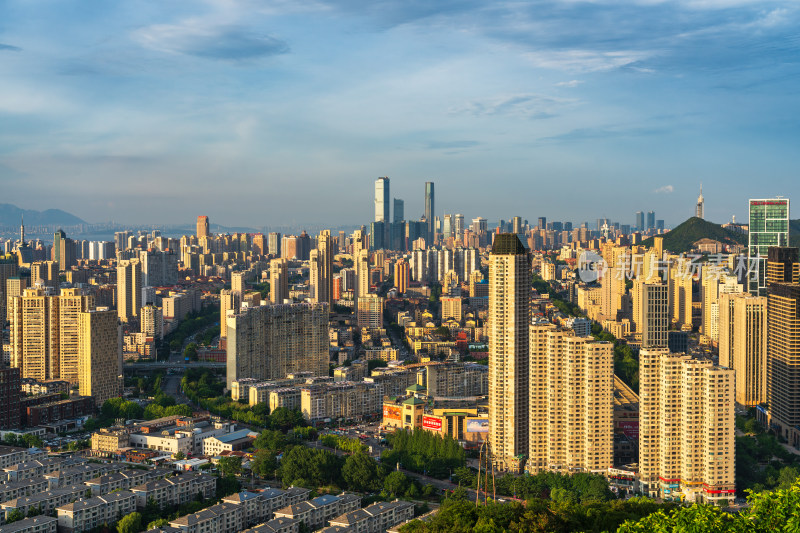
[124,361,225,371]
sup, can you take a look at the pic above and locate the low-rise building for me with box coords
[268,389,301,412]
[326,500,415,533]
[242,518,299,533]
[0,477,49,505]
[168,502,243,533]
[84,468,167,496]
[273,493,360,531]
[130,472,215,510]
[91,428,130,456]
[0,516,58,533]
[300,382,382,423]
[56,491,137,533]
[3,457,75,483]
[44,463,119,489]
[129,421,234,456]
[1,485,88,518]
[0,446,39,470]
[202,429,258,457]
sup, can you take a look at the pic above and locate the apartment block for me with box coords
[130,472,216,510]
[226,303,329,387]
[422,362,488,397]
[300,382,382,422]
[527,324,613,475]
[168,502,243,533]
[0,516,57,533]
[718,293,767,406]
[1,485,88,518]
[325,500,414,533]
[273,493,360,531]
[85,468,167,496]
[56,490,136,533]
[639,349,735,504]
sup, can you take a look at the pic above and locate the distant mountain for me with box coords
[640,217,747,254]
[0,204,86,227]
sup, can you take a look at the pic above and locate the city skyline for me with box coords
[1,1,798,227]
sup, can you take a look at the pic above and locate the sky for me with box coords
[1,0,799,230]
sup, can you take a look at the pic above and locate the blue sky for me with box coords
[1,0,798,229]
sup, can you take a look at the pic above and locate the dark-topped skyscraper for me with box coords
[488,233,530,473]
[424,181,435,243]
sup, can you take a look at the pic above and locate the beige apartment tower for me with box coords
[117,259,142,322]
[58,288,94,384]
[79,308,122,406]
[527,324,613,474]
[269,258,289,304]
[197,216,209,239]
[226,302,329,387]
[639,349,735,504]
[309,230,333,306]
[9,287,59,380]
[718,293,767,406]
[488,234,530,473]
[356,294,384,329]
[219,289,241,339]
[633,280,669,348]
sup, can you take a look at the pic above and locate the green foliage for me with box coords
[252,449,279,478]
[183,342,199,361]
[253,282,270,300]
[116,511,142,533]
[385,470,412,496]
[332,304,353,314]
[320,434,366,454]
[5,509,24,523]
[342,451,385,492]
[368,360,388,372]
[640,216,746,254]
[269,407,306,431]
[253,430,289,452]
[217,456,242,477]
[101,397,145,421]
[200,326,220,347]
[1,433,47,449]
[383,429,465,479]
[454,468,614,503]
[162,306,218,357]
[279,445,344,488]
[433,326,452,340]
[215,475,241,499]
[146,519,169,530]
[174,451,185,460]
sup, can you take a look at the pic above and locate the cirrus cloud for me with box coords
[654,185,674,193]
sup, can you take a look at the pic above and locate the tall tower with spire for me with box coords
[19,214,24,245]
[696,185,705,219]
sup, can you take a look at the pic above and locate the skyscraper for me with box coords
[635,211,644,232]
[766,247,800,444]
[269,258,289,304]
[646,211,655,230]
[268,232,281,256]
[718,293,767,406]
[0,255,18,326]
[633,280,669,348]
[749,198,790,295]
[488,233,529,473]
[527,324,613,474]
[375,177,390,224]
[117,259,142,322]
[639,349,735,504]
[79,308,122,406]
[424,182,435,242]
[59,288,94,384]
[393,198,404,224]
[226,303,329,387]
[309,230,333,306]
[197,216,209,238]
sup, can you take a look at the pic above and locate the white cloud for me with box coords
[555,79,583,87]
[654,185,674,193]
[523,49,653,73]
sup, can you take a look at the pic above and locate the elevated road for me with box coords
[123,361,225,371]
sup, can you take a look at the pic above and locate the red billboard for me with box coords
[422,416,442,431]
[383,405,401,420]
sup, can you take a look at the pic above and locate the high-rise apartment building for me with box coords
[0,255,18,326]
[639,349,735,504]
[79,308,122,406]
[357,294,384,329]
[424,182,435,242]
[488,234,530,473]
[58,288,94,384]
[0,367,21,429]
[749,198,790,295]
[718,293,767,406]
[375,177,390,246]
[669,257,693,329]
[31,260,59,289]
[355,249,370,302]
[269,259,289,304]
[527,324,613,474]
[268,232,281,256]
[766,247,800,444]
[394,260,409,295]
[219,289,241,339]
[226,303,329,387]
[197,216,209,238]
[635,211,644,232]
[309,230,333,306]
[633,280,669,347]
[138,249,179,287]
[140,304,163,339]
[117,259,142,322]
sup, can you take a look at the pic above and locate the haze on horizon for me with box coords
[1,0,798,229]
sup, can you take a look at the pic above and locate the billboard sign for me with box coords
[466,419,489,433]
[383,405,401,420]
[422,416,442,431]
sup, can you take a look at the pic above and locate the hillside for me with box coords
[640,216,746,254]
[0,203,86,227]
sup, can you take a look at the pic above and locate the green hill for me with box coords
[640,217,746,254]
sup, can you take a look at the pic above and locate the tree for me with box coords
[174,451,186,460]
[217,456,242,477]
[252,449,278,478]
[184,342,199,361]
[269,407,305,431]
[116,511,143,533]
[385,471,411,496]
[147,519,169,530]
[5,509,24,524]
[342,452,381,492]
